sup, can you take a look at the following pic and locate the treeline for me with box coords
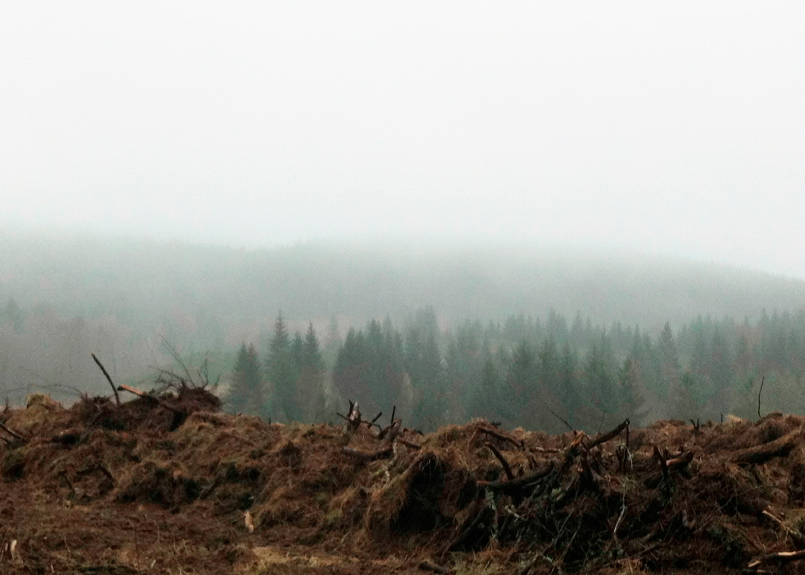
[226,307,805,432]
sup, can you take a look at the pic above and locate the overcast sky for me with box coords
[2,2,804,279]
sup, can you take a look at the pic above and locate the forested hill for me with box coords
[1,231,804,335]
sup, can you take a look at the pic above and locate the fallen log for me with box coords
[732,431,799,465]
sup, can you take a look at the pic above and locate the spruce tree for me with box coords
[296,323,327,422]
[226,343,265,417]
[266,312,299,421]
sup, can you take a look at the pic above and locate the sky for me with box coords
[2,2,804,279]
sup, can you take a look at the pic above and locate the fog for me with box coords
[2,2,805,279]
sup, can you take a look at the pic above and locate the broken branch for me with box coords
[477,462,555,493]
[588,419,629,450]
[91,353,120,406]
[485,441,514,481]
[476,426,524,448]
[747,549,805,570]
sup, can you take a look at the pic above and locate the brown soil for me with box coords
[4,395,805,574]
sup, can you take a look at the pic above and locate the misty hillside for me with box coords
[1,231,804,335]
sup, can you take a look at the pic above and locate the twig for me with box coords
[612,493,627,545]
[757,376,766,420]
[762,508,805,547]
[485,442,514,481]
[160,337,195,387]
[95,463,116,486]
[91,353,120,406]
[519,551,563,575]
[544,402,574,432]
[398,437,421,450]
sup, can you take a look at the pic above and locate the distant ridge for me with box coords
[1,231,804,331]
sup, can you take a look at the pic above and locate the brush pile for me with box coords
[4,390,805,574]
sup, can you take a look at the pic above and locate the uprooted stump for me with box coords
[365,451,476,539]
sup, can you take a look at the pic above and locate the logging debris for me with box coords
[4,398,805,574]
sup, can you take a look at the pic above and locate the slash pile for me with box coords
[3,391,805,574]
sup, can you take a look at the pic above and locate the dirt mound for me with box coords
[5,399,805,574]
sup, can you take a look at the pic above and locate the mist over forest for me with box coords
[2,230,805,432]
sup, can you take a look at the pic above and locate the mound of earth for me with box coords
[3,393,805,574]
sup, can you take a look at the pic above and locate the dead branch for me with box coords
[519,551,563,575]
[757,375,765,420]
[418,560,449,574]
[485,441,514,481]
[544,403,574,433]
[653,446,669,478]
[587,419,629,450]
[160,337,196,387]
[747,549,805,570]
[763,508,805,548]
[382,419,402,445]
[95,463,116,486]
[557,432,587,475]
[732,431,799,465]
[117,384,182,415]
[665,450,694,471]
[476,426,524,448]
[477,462,555,493]
[91,353,120,406]
[398,438,421,450]
[0,421,26,442]
[345,400,362,431]
[341,446,393,463]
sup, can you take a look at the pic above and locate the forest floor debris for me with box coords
[4,393,805,573]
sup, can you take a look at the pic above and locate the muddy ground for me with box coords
[4,389,805,574]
